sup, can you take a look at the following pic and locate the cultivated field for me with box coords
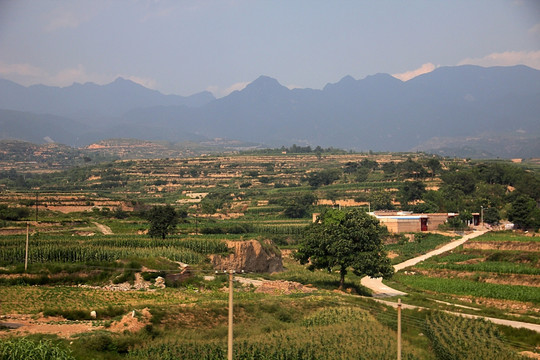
[1,150,539,359]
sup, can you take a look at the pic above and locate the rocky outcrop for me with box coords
[211,239,283,273]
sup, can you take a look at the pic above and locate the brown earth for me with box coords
[455,295,539,314]
[210,239,284,273]
[413,268,540,287]
[254,280,316,295]
[1,314,97,338]
[1,308,152,338]
[463,241,540,252]
[109,308,152,333]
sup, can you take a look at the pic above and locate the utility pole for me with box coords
[480,206,484,228]
[25,222,29,272]
[397,298,402,360]
[228,269,234,360]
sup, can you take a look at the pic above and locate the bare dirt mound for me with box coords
[211,239,283,273]
[109,308,152,333]
[254,280,316,295]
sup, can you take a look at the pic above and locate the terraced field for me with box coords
[389,232,540,320]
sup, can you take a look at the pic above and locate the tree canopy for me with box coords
[146,205,179,239]
[295,208,393,289]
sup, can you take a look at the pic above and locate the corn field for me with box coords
[0,235,230,265]
[0,338,75,360]
[129,307,423,360]
[424,312,525,360]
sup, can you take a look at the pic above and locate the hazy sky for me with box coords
[1,0,539,97]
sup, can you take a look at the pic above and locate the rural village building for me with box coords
[369,211,456,233]
[313,211,480,233]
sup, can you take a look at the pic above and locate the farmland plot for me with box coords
[390,231,540,317]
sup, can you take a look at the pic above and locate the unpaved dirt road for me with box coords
[361,229,489,297]
[361,229,540,332]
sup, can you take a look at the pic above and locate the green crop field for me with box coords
[1,150,539,359]
[388,231,540,327]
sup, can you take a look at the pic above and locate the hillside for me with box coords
[1,65,539,157]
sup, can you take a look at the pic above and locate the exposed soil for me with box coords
[109,308,152,333]
[463,241,540,252]
[454,295,539,314]
[1,314,97,338]
[210,239,284,273]
[413,268,540,287]
[93,222,113,235]
[254,280,316,295]
[0,308,152,338]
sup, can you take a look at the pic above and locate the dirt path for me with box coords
[361,229,489,297]
[93,222,113,235]
[360,229,540,333]
[371,298,540,333]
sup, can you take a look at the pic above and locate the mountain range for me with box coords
[1,65,539,158]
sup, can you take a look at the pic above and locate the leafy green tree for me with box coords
[146,205,178,239]
[295,208,393,289]
[200,191,232,214]
[483,207,500,226]
[354,167,370,183]
[508,195,540,230]
[441,170,476,195]
[0,205,30,221]
[425,158,442,177]
[381,161,397,177]
[283,193,317,218]
[360,158,379,170]
[398,181,426,209]
[369,190,395,210]
[398,158,428,179]
[306,169,341,187]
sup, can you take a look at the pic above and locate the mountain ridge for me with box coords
[0,65,539,157]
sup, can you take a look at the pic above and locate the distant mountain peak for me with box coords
[338,75,356,83]
[245,76,286,91]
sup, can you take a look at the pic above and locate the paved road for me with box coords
[361,229,489,297]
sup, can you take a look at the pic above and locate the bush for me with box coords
[0,205,30,221]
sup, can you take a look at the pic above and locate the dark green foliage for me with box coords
[306,169,341,187]
[507,194,540,230]
[283,193,317,218]
[200,191,232,214]
[399,181,426,208]
[425,158,442,176]
[239,181,252,188]
[398,158,428,179]
[200,223,252,234]
[381,161,397,176]
[354,167,370,182]
[295,208,393,289]
[146,205,178,239]
[0,205,30,221]
[369,189,395,210]
[483,207,500,226]
[441,170,476,195]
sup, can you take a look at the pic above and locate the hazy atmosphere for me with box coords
[1,0,539,97]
